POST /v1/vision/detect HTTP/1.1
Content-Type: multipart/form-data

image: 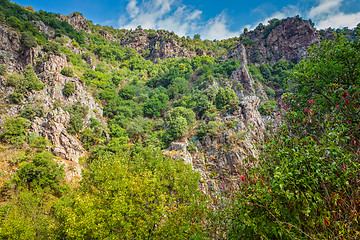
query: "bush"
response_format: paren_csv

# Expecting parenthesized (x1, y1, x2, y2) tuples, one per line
(0, 117, 30, 146)
(53, 148, 208, 239)
(0, 64, 6, 75)
(14, 152, 64, 190)
(258, 100, 277, 115)
(21, 32, 37, 48)
(62, 82, 75, 97)
(60, 67, 74, 77)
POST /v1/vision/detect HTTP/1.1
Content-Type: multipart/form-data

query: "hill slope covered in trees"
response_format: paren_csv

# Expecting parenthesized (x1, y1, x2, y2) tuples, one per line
(0, 0, 359, 238)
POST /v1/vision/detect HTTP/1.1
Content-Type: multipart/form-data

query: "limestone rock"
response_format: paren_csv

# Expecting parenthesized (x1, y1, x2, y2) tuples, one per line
(30, 108, 86, 162)
(40, 53, 68, 73)
(32, 21, 55, 38)
(65, 12, 90, 33)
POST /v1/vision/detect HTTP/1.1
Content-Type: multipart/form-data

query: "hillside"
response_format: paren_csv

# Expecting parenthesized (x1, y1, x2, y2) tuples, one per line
(0, 0, 359, 238)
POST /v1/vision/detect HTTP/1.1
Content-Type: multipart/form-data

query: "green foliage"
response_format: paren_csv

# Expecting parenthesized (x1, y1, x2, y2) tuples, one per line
(258, 100, 277, 115)
(60, 67, 74, 77)
(118, 85, 135, 100)
(27, 134, 51, 152)
(62, 81, 75, 97)
(13, 152, 64, 191)
(215, 87, 238, 111)
(227, 33, 360, 239)
(64, 102, 89, 134)
(0, 117, 29, 146)
(53, 148, 208, 239)
(7, 65, 44, 102)
(42, 42, 61, 55)
(143, 93, 169, 118)
(21, 31, 37, 48)
(0, 64, 7, 75)
(20, 104, 45, 120)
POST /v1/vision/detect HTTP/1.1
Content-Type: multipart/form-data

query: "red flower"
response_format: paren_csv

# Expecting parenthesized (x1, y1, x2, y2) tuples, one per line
(355, 103, 359, 109)
(239, 174, 246, 182)
(335, 105, 340, 109)
(346, 100, 349, 105)
(308, 99, 316, 104)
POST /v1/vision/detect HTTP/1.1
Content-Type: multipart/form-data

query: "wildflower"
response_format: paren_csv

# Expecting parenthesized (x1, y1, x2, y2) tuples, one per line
(308, 99, 316, 104)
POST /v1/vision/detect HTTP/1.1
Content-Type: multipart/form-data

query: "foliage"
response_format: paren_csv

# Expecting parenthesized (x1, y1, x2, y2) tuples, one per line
(53, 148, 208, 239)
(215, 87, 238, 111)
(7, 65, 44, 103)
(227, 33, 360, 239)
(60, 67, 74, 77)
(258, 100, 277, 115)
(21, 31, 37, 48)
(13, 152, 64, 191)
(20, 104, 45, 120)
(0, 64, 7, 75)
(62, 81, 75, 97)
(0, 117, 29, 146)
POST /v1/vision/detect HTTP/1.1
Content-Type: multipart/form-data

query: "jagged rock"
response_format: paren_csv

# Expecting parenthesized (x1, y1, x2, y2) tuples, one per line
(65, 12, 90, 33)
(164, 141, 193, 166)
(32, 21, 55, 38)
(30, 108, 86, 162)
(40, 53, 68, 73)
(230, 17, 320, 65)
(99, 30, 117, 42)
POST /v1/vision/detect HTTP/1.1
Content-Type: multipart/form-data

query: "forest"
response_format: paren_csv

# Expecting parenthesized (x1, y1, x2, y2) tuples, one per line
(0, 0, 359, 238)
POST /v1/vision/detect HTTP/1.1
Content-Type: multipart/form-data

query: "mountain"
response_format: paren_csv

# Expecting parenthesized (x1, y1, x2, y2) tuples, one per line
(0, 0, 359, 238)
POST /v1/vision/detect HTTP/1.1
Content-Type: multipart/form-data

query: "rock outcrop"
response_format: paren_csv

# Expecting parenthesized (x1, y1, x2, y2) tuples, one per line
(165, 96, 265, 195)
(230, 17, 320, 65)
(64, 12, 90, 33)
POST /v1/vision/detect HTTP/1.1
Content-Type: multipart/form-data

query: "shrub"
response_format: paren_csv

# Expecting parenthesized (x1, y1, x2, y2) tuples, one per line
(60, 67, 74, 77)
(258, 100, 277, 115)
(21, 32, 37, 48)
(0, 64, 7, 76)
(0, 117, 30, 146)
(62, 82, 75, 97)
(14, 152, 64, 190)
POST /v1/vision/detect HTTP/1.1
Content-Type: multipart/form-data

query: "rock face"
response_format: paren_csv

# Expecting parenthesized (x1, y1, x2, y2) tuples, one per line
(0, 23, 28, 73)
(230, 17, 320, 65)
(65, 12, 90, 33)
(165, 96, 265, 195)
(119, 29, 199, 61)
(40, 53, 69, 73)
(32, 21, 55, 38)
(31, 108, 86, 162)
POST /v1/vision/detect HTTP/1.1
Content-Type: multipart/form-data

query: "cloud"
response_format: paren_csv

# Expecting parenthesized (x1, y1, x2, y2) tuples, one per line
(119, 0, 239, 40)
(246, 4, 301, 31)
(315, 12, 360, 29)
(306, 0, 360, 29)
(308, 0, 343, 18)
(200, 13, 240, 40)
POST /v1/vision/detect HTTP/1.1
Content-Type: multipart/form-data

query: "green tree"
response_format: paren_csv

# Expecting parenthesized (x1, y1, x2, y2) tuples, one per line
(215, 87, 238, 111)
(53, 148, 208, 239)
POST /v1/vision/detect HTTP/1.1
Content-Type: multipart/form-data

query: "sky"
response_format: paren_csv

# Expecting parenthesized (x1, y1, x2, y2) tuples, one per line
(11, 0, 360, 40)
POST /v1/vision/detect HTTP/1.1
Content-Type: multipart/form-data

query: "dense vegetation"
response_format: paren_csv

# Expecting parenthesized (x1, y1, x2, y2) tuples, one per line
(0, 1, 359, 238)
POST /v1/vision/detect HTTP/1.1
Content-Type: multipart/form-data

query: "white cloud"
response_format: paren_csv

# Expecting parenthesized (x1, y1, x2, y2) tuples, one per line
(119, 0, 239, 40)
(306, 0, 360, 29)
(126, 0, 140, 18)
(308, 0, 343, 18)
(200, 14, 240, 40)
(246, 4, 301, 31)
(316, 12, 360, 29)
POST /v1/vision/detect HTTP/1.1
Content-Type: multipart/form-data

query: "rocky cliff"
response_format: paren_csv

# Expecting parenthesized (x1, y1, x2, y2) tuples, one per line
(233, 17, 321, 65)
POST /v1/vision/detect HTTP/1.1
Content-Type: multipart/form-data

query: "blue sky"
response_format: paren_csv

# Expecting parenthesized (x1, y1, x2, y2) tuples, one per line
(12, 0, 360, 39)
